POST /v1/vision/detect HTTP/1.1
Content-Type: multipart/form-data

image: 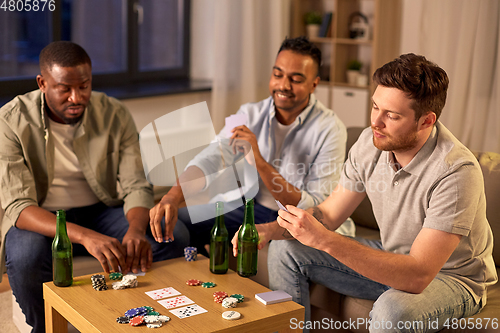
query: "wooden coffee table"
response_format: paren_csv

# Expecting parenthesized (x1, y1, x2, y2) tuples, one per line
(44, 256, 304, 332)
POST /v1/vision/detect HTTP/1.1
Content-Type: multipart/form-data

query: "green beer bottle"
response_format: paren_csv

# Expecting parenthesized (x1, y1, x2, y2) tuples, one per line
(237, 198, 259, 277)
(209, 201, 229, 274)
(52, 210, 73, 287)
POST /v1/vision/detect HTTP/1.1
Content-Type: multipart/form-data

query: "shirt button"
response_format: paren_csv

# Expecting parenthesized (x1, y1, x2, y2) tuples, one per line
(394, 181, 399, 186)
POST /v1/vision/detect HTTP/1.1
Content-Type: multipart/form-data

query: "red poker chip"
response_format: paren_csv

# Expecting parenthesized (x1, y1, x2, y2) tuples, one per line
(186, 279, 202, 286)
(129, 316, 144, 326)
(213, 291, 228, 298)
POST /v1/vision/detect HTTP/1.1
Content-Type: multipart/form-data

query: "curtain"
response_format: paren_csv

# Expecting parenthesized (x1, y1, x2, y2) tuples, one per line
(420, 0, 500, 153)
(210, 0, 291, 133)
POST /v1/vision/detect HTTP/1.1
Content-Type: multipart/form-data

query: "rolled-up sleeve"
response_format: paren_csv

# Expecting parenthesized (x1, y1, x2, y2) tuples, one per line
(117, 110, 154, 215)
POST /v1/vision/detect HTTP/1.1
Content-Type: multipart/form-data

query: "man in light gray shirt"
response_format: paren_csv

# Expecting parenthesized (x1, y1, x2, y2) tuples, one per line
(234, 53, 497, 332)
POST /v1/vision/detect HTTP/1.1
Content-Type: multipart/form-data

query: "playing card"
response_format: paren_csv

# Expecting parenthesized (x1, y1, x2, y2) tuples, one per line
(275, 199, 289, 212)
(158, 295, 195, 309)
(145, 287, 181, 300)
(169, 304, 208, 319)
(225, 114, 248, 137)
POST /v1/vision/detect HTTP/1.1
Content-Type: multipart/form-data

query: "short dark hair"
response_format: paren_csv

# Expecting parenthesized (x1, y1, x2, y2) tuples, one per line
(39, 41, 92, 73)
(278, 36, 321, 76)
(373, 53, 449, 121)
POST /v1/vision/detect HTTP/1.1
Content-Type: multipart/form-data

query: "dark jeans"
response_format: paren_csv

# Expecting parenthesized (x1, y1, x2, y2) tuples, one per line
(179, 200, 278, 257)
(5, 202, 189, 333)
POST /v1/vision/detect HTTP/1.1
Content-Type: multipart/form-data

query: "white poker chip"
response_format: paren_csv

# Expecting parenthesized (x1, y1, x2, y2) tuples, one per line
(158, 315, 171, 322)
(143, 315, 160, 324)
(146, 322, 163, 328)
(222, 297, 238, 308)
(222, 310, 241, 320)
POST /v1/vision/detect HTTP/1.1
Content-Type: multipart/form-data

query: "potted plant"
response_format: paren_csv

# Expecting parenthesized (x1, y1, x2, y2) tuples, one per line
(304, 11, 322, 38)
(346, 59, 362, 85)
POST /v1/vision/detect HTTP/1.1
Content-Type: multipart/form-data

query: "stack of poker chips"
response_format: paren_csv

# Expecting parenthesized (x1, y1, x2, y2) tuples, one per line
(213, 291, 228, 303)
(91, 274, 108, 291)
(117, 306, 170, 328)
(184, 246, 197, 261)
(222, 297, 238, 308)
(112, 274, 138, 290)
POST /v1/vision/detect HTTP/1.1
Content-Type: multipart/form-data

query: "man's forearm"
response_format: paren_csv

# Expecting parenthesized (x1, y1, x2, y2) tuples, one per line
(16, 205, 93, 244)
(254, 157, 302, 205)
(126, 207, 150, 234)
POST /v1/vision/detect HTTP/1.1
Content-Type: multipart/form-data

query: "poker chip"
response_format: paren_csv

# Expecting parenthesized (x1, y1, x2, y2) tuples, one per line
(112, 274, 138, 290)
(116, 316, 130, 324)
(147, 311, 160, 316)
(90, 274, 108, 291)
(202, 282, 216, 288)
(230, 294, 245, 303)
(158, 315, 171, 322)
(213, 291, 228, 303)
(186, 279, 202, 286)
(119, 306, 169, 328)
(184, 247, 197, 261)
(129, 315, 144, 326)
(109, 272, 123, 280)
(144, 315, 160, 324)
(222, 310, 241, 320)
(125, 306, 147, 318)
(146, 322, 163, 328)
(222, 297, 238, 308)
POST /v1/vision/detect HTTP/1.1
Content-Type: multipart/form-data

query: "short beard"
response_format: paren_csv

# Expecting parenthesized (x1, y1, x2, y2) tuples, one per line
(372, 126, 419, 152)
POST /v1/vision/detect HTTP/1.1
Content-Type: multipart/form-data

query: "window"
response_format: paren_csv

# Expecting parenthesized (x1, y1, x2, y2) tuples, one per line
(0, 0, 190, 97)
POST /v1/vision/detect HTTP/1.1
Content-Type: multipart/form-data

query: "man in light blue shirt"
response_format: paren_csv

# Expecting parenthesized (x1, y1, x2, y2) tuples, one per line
(149, 36, 354, 252)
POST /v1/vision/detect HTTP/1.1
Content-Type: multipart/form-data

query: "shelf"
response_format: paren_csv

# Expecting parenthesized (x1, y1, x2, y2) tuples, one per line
(309, 37, 334, 44)
(334, 38, 373, 46)
(292, 0, 401, 126)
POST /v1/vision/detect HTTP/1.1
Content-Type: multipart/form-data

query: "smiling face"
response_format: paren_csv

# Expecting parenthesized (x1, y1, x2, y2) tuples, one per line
(269, 50, 320, 123)
(37, 63, 92, 124)
(371, 85, 426, 153)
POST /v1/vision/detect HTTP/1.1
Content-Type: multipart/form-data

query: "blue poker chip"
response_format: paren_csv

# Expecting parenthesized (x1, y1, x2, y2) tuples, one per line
(125, 306, 148, 318)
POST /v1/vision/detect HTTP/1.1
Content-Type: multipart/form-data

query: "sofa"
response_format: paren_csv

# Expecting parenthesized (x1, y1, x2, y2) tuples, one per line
(248, 127, 500, 333)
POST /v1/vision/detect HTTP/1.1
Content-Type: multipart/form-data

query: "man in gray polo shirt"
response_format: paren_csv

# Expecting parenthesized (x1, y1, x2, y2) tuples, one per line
(234, 53, 497, 332)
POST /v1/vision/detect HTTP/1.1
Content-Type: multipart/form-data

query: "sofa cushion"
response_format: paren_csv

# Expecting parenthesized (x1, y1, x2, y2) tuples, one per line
(474, 152, 500, 265)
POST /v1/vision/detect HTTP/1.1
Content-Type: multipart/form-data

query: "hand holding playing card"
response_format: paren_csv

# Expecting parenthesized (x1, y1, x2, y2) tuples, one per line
(229, 126, 261, 166)
(276, 205, 330, 248)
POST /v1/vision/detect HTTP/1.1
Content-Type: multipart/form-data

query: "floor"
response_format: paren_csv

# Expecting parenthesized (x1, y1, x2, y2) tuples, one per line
(0, 273, 10, 293)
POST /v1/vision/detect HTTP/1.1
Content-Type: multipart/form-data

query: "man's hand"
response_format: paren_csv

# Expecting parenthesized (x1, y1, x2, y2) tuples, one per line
(122, 229, 153, 274)
(276, 205, 330, 248)
(231, 222, 280, 256)
(230, 125, 262, 165)
(80, 230, 127, 274)
(149, 195, 179, 243)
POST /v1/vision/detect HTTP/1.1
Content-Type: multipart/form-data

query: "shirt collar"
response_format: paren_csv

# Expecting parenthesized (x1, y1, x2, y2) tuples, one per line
(269, 93, 317, 126)
(400, 124, 439, 176)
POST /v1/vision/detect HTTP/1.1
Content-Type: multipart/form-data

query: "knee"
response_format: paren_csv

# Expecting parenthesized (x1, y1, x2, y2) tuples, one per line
(5, 228, 51, 271)
(268, 240, 308, 277)
(370, 289, 423, 332)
